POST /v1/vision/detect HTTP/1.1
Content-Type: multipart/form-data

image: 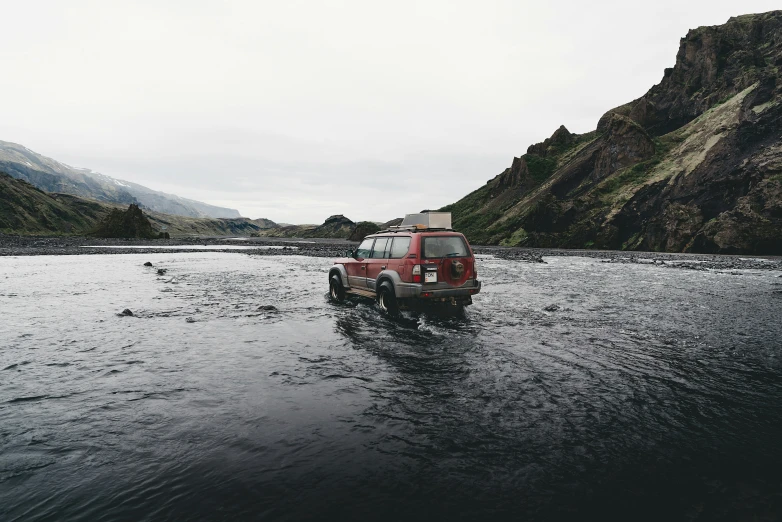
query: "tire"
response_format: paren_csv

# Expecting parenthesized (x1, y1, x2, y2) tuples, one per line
(377, 282, 399, 316)
(329, 275, 346, 302)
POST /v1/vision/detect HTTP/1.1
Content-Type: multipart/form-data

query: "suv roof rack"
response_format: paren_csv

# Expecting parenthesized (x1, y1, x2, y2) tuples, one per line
(376, 212, 454, 234)
(401, 212, 451, 230)
(377, 225, 452, 233)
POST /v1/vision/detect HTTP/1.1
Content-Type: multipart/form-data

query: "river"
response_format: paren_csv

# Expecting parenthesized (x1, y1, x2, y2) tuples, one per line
(1, 252, 781, 521)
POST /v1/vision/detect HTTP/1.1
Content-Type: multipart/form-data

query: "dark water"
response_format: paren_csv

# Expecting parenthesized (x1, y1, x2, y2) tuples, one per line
(1, 253, 781, 521)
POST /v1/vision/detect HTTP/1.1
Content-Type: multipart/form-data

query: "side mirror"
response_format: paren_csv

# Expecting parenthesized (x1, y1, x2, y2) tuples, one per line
(346, 248, 357, 258)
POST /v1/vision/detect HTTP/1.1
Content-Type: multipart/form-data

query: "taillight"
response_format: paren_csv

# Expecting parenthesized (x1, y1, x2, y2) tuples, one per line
(412, 264, 421, 283)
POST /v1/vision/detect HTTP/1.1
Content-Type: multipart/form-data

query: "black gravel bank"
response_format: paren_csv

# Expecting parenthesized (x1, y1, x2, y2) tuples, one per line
(1, 234, 780, 272)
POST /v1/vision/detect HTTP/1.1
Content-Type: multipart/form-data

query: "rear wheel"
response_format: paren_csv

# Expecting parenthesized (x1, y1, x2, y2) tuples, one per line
(329, 275, 346, 302)
(377, 283, 399, 316)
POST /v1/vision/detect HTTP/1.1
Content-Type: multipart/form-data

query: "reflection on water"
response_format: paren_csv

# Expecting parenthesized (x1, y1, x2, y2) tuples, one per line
(1, 253, 781, 521)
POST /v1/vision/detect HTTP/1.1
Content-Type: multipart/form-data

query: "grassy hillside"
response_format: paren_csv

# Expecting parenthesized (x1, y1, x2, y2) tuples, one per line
(0, 172, 278, 237)
(0, 172, 112, 234)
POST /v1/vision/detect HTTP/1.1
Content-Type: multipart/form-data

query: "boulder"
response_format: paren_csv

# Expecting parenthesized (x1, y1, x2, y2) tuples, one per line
(91, 204, 160, 239)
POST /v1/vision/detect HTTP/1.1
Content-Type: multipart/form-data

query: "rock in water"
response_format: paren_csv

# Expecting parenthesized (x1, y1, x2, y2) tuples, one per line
(157, 268, 167, 275)
(257, 305, 277, 311)
(544, 304, 561, 312)
(119, 309, 134, 316)
(144, 262, 153, 267)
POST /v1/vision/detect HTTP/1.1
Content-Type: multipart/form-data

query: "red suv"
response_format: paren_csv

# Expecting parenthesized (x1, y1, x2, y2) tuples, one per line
(328, 213, 481, 314)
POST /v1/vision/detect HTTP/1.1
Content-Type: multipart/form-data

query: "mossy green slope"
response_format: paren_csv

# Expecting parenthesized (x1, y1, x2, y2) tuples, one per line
(0, 172, 112, 235)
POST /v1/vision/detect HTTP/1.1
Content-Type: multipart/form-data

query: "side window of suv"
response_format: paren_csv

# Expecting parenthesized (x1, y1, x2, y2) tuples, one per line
(356, 238, 374, 259)
(389, 237, 411, 258)
(370, 238, 390, 258)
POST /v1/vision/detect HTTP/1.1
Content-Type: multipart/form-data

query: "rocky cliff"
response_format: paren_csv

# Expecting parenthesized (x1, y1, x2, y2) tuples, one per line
(443, 11, 782, 254)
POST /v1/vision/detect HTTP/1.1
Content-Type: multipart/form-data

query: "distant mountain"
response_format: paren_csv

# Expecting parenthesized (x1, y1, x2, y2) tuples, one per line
(442, 11, 782, 254)
(147, 214, 278, 237)
(0, 140, 241, 219)
(0, 172, 276, 237)
(256, 214, 355, 239)
(255, 214, 381, 240)
(381, 218, 403, 228)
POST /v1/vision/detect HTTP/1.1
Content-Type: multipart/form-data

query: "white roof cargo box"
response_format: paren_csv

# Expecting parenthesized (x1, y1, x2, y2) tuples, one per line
(399, 212, 452, 230)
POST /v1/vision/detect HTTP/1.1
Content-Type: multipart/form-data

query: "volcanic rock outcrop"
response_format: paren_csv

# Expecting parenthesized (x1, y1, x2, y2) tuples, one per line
(91, 204, 160, 239)
(443, 11, 782, 254)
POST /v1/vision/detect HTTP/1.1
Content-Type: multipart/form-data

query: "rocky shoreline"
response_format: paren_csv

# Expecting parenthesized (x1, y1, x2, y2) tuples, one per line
(0, 235, 350, 258)
(1, 234, 780, 272)
(482, 245, 782, 272)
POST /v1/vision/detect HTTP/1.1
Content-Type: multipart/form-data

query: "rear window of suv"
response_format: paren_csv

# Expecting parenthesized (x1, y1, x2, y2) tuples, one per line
(422, 236, 469, 259)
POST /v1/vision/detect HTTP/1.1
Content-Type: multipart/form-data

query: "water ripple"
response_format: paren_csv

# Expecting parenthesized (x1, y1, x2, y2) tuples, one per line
(0, 253, 780, 521)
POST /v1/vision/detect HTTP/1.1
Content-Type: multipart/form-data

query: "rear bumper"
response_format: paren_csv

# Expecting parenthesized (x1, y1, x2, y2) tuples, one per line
(396, 280, 481, 299)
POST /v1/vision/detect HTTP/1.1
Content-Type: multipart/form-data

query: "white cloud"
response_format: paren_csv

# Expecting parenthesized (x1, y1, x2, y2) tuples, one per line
(0, 0, 778, 223)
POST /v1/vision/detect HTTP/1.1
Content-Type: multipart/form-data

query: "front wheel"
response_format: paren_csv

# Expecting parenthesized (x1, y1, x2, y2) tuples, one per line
(329, 275, 346, 302)
(377, 283, 399, 316)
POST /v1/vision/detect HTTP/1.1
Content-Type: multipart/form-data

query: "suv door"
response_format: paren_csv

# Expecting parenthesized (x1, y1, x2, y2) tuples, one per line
(346, 238, 373, 288)
(387, 236, 412, 280)
(365, 237, 390, 291)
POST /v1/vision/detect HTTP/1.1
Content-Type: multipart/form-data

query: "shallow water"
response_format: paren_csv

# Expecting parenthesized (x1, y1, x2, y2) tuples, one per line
(1, 253, 781, 521)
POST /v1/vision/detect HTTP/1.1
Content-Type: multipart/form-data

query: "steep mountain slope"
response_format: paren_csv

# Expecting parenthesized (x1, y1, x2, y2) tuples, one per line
(443, 11, 782, 254)
(0, 172, 276, 236)
(0, 140, 241, 219)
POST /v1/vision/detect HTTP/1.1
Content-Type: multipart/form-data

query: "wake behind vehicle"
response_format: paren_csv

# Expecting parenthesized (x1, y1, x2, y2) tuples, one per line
(328, 212, 481, 314)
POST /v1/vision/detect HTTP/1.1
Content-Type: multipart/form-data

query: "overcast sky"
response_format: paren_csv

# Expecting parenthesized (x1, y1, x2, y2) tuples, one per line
(1, 1, 778, 224)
